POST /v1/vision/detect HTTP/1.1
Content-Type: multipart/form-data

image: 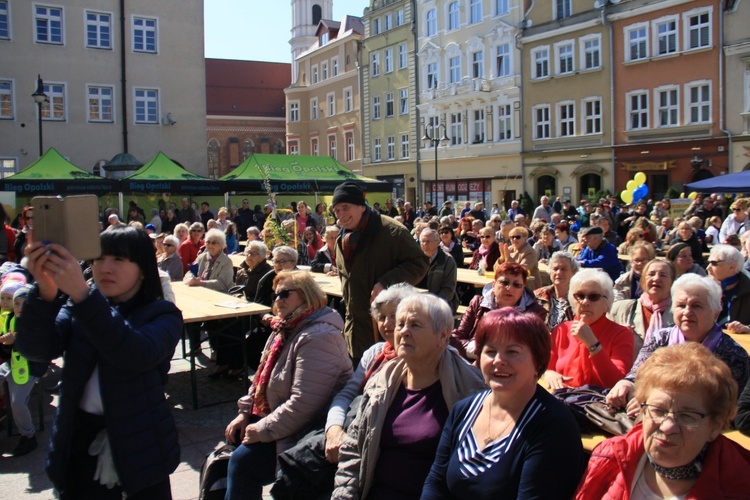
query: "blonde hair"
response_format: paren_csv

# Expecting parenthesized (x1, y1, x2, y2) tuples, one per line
(273, 270, 327, 311)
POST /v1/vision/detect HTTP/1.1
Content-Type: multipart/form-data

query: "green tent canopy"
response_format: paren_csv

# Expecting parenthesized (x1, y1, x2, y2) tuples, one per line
(121, 151, 224, 194)
(1, 147, 119, 195)
(221, 154, 391, 193)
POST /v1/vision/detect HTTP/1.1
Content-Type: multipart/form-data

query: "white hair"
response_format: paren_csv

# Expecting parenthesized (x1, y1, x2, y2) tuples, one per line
(205, 228, 226, 247)
(272, 245, 298, 263)
(568, 269, 614, 309)
(549, 251, 580, 273)
(371, 283, 417, 318)
(671, 273, 722, 314)
(709, 244, 745, 272)
(396, 293, 454, 337)
(246, 240, 268, 258)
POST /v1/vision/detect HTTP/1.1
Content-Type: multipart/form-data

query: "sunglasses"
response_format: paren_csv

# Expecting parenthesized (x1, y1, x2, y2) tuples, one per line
(733, 208, 743, 212)
(480, 235, 493, 239)
(496, 279, 524, 290)
(510, 235, 523, 240)
(274, 289, 298, 301)
(163, 243, 174, 247)
(707, 260, 724, 266)
(190, 229, 202, 233)
(439, 230, 451, 234)
(573, 292, 604, 302)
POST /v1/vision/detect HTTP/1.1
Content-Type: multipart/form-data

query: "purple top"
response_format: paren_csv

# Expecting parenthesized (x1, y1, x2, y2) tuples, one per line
(370, 380, 449, 500)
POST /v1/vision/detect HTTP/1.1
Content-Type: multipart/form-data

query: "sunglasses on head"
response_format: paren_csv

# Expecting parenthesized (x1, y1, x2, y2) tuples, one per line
(573, 292, 603, 302)
(274, 289, 298, 301)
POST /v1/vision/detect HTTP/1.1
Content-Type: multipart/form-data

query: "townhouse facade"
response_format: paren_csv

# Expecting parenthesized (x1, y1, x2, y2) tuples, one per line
(0, 0, 207, 176)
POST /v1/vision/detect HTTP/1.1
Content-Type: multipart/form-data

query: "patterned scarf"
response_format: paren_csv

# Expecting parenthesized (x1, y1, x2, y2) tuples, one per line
(341, 209, 370, 270)
(648, 444, 708, 480)
(639, 293, 671, 344)
(251, 305, 315, 418)
(200, 254, 218, 281)
(360, 342, 397, 392)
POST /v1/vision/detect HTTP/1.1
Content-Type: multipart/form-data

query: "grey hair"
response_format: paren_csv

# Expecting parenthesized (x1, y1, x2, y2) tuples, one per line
(671, 273, 722, 314)
(272, 245, 298, 263)
(370, 283, 418, 318)
(246, 226, 260, 236)
(163, 235, 179, 248)
(324, 225, 340, 238)
(420, 229, 439, 241)
(189, 221, 204, 233)
(205, 228, 226, 247)
(246, 240, 268, 258)
(549, 251, 580, 273)
(569, 269, 614, 309)
(396, 293, 454, 337)
(709, 244, 744, 272)
(439, 216, 452, 226)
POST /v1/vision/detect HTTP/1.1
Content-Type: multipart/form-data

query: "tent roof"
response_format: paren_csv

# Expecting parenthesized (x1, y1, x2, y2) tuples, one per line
(220, 154, 391, 193)
(684, 171, 750, 194)
(9, 147, 102, 180)
(121, 152, 224, 194)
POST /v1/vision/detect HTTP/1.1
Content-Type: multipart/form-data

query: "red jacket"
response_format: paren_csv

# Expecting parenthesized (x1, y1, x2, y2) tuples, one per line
(576, 424, 750, 499)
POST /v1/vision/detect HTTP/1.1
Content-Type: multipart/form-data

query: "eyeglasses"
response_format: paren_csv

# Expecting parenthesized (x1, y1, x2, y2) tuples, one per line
(707, 260, 724, 266)
(480, 235, 493, 239)
(572, 292, 604, 302)
(190, 229, 202, 233)
(733, 208, 742, 212)
(274, 259, 294, 266)
(510, 235, 523, 240)
(245, 252, 260, 257)
(163, 243, 174, 247)
(641, 403, 706, 428)
(496, 279, 525, 290)
(274, 289, 298, 301)
(205, 240, 220, 245)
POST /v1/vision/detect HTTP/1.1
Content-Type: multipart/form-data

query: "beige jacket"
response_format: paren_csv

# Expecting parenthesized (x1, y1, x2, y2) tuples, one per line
(608, 298, 674, 358)
(182, 251, 234, 292)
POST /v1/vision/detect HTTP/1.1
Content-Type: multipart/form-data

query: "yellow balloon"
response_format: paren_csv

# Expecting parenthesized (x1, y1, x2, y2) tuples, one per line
(634, 172, 647, 185)
(680, 193, 685, 198)
(621, 190, 633, 205)
(688, 192, 698, 200)
(626, 180, 637, 192)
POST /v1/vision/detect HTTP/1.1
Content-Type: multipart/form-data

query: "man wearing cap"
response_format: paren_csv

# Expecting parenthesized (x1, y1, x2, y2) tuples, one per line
(562, 199, 577, 220)
(332, 182, 428, 361)
(439, 200, 453, 218)
(423, 201, 438, 217)
(577, 225, 623, 281)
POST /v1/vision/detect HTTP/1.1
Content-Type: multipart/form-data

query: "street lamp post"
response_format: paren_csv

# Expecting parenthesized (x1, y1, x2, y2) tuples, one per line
(422, 123, 449, 208)
(31, 75, 48, 157)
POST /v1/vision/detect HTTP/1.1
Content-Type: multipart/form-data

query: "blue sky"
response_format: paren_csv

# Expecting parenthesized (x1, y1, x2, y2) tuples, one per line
(204, 0, 370, 62)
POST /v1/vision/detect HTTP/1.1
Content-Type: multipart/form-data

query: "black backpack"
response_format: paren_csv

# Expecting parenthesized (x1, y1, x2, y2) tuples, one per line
(199, 444, 236, 500)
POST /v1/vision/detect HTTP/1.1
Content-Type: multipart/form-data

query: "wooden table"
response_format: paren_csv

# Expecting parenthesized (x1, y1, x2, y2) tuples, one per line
(229, 253, 246, 268)
(311, 275, 344, 298)
(456, 268, 493, 288)
(726, 331, 750, 354)
(172, 282, 271, 408)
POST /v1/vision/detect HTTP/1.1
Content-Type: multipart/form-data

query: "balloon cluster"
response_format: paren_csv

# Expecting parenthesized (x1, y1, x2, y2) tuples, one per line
(621, 172, 649, 205)
(679, 192, 698, 199)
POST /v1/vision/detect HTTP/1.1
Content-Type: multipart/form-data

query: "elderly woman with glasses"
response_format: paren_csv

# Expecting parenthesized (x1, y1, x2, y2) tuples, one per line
(469, 227, 501, 272)
(177, 222, 205, 274)
(183, 229, 233, 292)
(667, 242, 707, 279)
(718, 197, 749, 244)
(544, 269, 634, 390)
(157, 234, 184, 281)
(614, 241, 655, 301)
(224, 271, 353, 499)
(256, 246, 300, 321)
(577, 343, 750, 499)
(534, 252, 579, 331)
(452, 262, 547, 360)
(606, 274, 749, 415)
(500, 227, 542, 289)
(332, 294, 486, 499)
(234, 240, 273, 302)
(706, 244, 750, 332)
(438, 225, 466, 268)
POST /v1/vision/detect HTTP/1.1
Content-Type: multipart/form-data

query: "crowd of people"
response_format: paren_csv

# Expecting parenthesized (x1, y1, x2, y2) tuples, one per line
(3, 186, 750, 498)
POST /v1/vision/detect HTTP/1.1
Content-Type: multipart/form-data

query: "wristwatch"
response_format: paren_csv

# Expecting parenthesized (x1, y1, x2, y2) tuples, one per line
(588, 341, 601, 352)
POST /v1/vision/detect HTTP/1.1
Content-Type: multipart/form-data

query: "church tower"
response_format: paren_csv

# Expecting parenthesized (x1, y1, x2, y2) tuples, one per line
(290, 0, 333, 83)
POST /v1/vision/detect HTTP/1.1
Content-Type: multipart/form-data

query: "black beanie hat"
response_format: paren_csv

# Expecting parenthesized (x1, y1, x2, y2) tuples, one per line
(667, 242, 689, 261)
(332, 182, 366, 207)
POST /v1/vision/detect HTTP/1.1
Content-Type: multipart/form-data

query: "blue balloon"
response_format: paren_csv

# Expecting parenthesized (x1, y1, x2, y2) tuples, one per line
(633, 184, 647, 202)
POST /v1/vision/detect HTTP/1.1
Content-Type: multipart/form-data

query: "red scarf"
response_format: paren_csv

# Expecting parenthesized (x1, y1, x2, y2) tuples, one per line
(359, 342, 396, 392)
(251, 306, 315, 418)
(341, 210, 370, 270)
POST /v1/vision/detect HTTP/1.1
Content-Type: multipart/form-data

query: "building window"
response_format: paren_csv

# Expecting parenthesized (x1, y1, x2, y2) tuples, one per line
(534, 105, 550, 139)
(686, 9, 711, 50)
(583, 98, 602, 134)
(557, 101, 575, 137)
(396, 9, 404, 27)
(400, 133, 409, 159)
(472, 51, 484, 78)
(35, 5, 63, 44)
(85, 11, 111, 49)
(373, 18, 381, 35)
(373, 138, 381, 161)
(448, 2, 460, 31)
(332, 57, 339, 76)
(449, 56, 461, 84)
(311, 138, 319, 156)
(399, 88, 408, 115)
(385, 13, 392, 31)
(556, 42, 574, 75)
(289, 142, 299, 155)
(656, 86, 679, 127)
(496, 0, 509, 16)
(497, 104, 512, 140)
(398, 43, 408, 69)
(0, 1, 9, 40)
(496, 43, 510, 77)
(310, 97, 318, 120)
(384, 48, 393, 73)
(327, 93, 335, 116)
(328, 135, 337, 159)
(427, 116, 440, 143)
(289, 101, 299, 122)
(427, 62, 438, 89)
(627, 91, 649, 130)
(312, 65, 319, 83)
(385, 92, 394, 117)
(344, 88, 352, 112)
(0, 158, 16, 177)
(532, 47, 549, 79)
(426, 9, 436, 37)
(555, 0, 572, 20)
(626, 24, 648, 61)
(372, 96, 381, 120)
(134, 87, 157, 124)
(687, 82, 711, 124)
(654, 17, 678, 56)
(346, 134, 354, 161)
(42, 83, 65, 120)
(87, 85, 113, 122)
(243, 139, 254, 160)
(320, 32, 329, 45)
(371, 53, 380, 77)
(581, 35, 601, 70)
(321, 61, 328, 80)
(386, 136, 395, 160)
(0, 80, 13, 119)
(133, 17, 156, 53)
(473, 109, 485, 143)
(470, 0, 482, 24)
(450, 113, 462, 145)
